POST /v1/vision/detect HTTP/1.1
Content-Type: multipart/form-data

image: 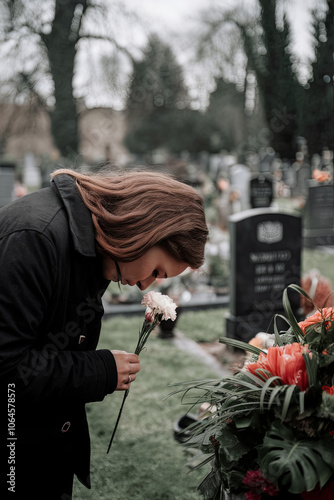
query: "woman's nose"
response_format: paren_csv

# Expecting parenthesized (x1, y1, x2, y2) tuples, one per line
(139, 275, 156, 290)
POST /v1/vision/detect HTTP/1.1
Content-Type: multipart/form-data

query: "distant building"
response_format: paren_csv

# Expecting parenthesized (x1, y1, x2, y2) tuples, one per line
(0, 102, 131, 166)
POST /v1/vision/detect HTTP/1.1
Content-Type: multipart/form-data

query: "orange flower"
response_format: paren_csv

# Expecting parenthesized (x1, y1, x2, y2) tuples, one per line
(298, 307, 334, 334)
(312, 169, 332, 183)
(246, 343, 309, 391)
(322, 385, 334, 395)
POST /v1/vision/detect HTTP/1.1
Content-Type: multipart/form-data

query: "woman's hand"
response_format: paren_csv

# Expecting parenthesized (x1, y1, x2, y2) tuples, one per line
(111, 350, 141, 390)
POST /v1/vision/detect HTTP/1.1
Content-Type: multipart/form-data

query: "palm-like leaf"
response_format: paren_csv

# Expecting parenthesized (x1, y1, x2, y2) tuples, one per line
(282, 284, 313, 341)
(219, 336, 265, 356)
(259, 420, 334, 494)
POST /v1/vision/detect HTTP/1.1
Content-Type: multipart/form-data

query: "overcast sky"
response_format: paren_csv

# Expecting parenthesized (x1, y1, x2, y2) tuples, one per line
(122, 0, 320, 59)
(80, 0, 323, 109)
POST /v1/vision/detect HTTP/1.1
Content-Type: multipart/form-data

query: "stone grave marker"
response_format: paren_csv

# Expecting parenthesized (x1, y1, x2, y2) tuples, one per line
(0, 163, 15, 208)
(295, 163, 311, 198)
(250, 174, 273, 209)
(226, 208, 301, 342)
(230, 163, 251, 212)
(303, 181, 334, 247)
(23, 152, 41, 188)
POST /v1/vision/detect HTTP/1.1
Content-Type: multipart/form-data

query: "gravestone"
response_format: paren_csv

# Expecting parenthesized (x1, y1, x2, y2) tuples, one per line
(230, 163, 251, 212)
(291, 154, 311, 198)
(250, 174, 273, 209)
(23, 152, 41, 188)
(0, 163, 15, 208)
(295, 163, 311, 197)
(226, 209, 301, 342)
(303, 181, 334, 247)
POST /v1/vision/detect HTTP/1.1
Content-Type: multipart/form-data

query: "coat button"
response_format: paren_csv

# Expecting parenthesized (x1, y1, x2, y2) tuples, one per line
(61, 421, 71, 433)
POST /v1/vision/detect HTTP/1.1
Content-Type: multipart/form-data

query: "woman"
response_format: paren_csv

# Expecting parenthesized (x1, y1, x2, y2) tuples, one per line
(0, 167, 208, 499)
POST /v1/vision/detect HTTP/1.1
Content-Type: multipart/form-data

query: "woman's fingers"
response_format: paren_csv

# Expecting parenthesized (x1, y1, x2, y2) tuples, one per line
(111, 350, 141, 390)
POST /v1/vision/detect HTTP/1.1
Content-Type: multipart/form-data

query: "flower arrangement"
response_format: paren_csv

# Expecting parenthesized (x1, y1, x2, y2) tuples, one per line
(173, 285, 334, 499)
(107, 291, 177, 453)
(312, 169, 332, 184)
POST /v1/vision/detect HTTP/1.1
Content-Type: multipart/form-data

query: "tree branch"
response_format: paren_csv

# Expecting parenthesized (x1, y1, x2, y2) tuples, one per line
(80, 34, 136, 63)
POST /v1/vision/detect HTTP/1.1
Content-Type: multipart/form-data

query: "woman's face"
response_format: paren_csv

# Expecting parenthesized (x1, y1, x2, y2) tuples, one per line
(102, 246, 188, 291)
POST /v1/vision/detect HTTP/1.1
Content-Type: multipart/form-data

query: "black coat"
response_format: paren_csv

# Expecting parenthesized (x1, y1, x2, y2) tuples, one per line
(0, 174, 117, 488)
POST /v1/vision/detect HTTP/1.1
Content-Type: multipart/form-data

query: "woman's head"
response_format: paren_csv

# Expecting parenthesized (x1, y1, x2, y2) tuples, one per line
(51, 167, 209, 270)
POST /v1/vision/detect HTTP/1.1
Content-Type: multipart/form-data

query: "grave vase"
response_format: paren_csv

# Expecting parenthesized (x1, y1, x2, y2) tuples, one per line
(158, 306, 181, 338)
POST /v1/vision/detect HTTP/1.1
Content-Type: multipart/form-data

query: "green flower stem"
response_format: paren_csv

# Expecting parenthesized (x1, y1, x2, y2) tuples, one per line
(106, 387, 130, 453)
(107, 313, 163, 453)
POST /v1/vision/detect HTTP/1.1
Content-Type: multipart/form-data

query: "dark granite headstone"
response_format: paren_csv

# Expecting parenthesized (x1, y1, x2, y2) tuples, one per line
(0, 163, 15, 208)
(226, 209, 301, 342)
(250, 175, 273, 208)
(303, 181, 334, 247)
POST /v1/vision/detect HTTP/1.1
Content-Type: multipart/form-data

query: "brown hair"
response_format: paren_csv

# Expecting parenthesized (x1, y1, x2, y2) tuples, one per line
(51, 168, 208, 268)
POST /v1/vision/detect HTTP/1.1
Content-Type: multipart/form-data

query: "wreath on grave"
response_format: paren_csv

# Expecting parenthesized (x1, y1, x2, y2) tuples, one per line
(171, 284, 334, 499)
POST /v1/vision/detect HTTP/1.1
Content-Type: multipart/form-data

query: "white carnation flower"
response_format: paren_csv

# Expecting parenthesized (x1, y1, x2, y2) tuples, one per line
(141, 291, 177, 321)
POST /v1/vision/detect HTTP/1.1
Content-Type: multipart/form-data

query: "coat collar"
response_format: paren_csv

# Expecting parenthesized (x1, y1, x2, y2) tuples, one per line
(51, 174, 96, 257)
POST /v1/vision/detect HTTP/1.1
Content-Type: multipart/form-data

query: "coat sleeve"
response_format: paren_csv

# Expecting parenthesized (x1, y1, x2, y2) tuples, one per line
(0, 230, 118, 403)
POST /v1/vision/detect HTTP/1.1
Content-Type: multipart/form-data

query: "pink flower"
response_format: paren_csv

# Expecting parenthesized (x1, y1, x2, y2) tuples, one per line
(145, 312, 153, 323)
(246, 343, 309, 391)
(301, 481, 334, 499)
(243, 470, 278, 498)
(245, 492, 261, 500)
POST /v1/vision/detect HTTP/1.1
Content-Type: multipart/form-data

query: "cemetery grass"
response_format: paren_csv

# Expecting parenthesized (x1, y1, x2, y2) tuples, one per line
(73, 315, 217, 500)
(302, 246, 334, 285)
(177, 308, 226, 343)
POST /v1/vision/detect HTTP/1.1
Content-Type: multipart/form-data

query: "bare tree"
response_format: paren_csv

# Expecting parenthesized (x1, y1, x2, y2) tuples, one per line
(190, 1, 319, 159)
(0, 0, 139, 159)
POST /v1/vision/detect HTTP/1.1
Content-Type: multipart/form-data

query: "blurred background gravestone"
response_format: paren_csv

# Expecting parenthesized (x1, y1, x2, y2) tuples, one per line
(291, 152, 311, 198)
(250, 174, 273, 209)
(303, 180, 334, 247)
(23, 152, 41, 189)
(226, 209, 301, 342)
(0, 162, 15, 208)
(229, 163, 251, 212)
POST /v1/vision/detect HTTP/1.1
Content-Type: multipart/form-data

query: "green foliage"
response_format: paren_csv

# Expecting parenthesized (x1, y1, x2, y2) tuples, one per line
(259, 420, 334, 494)
(125, 34, 195, 155)
(203, 78, 246, 153)
(126, 34, 188, 118)
(282, 285, 305, 341)
(125, 108, 214, 156)
(198, 468, 223, 500)
(219, 336, 264, 357)
(174, 285, 334, 497)
(318, 391, 334, 421)
(275, 324, 298, 346)
(125, 35, 241, 156)
(217, 425, 252, 465)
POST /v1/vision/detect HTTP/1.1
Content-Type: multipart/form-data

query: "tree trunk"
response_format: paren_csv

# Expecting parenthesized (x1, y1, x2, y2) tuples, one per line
(254, 0, 298, 159)
(43, 0, 87, 158)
